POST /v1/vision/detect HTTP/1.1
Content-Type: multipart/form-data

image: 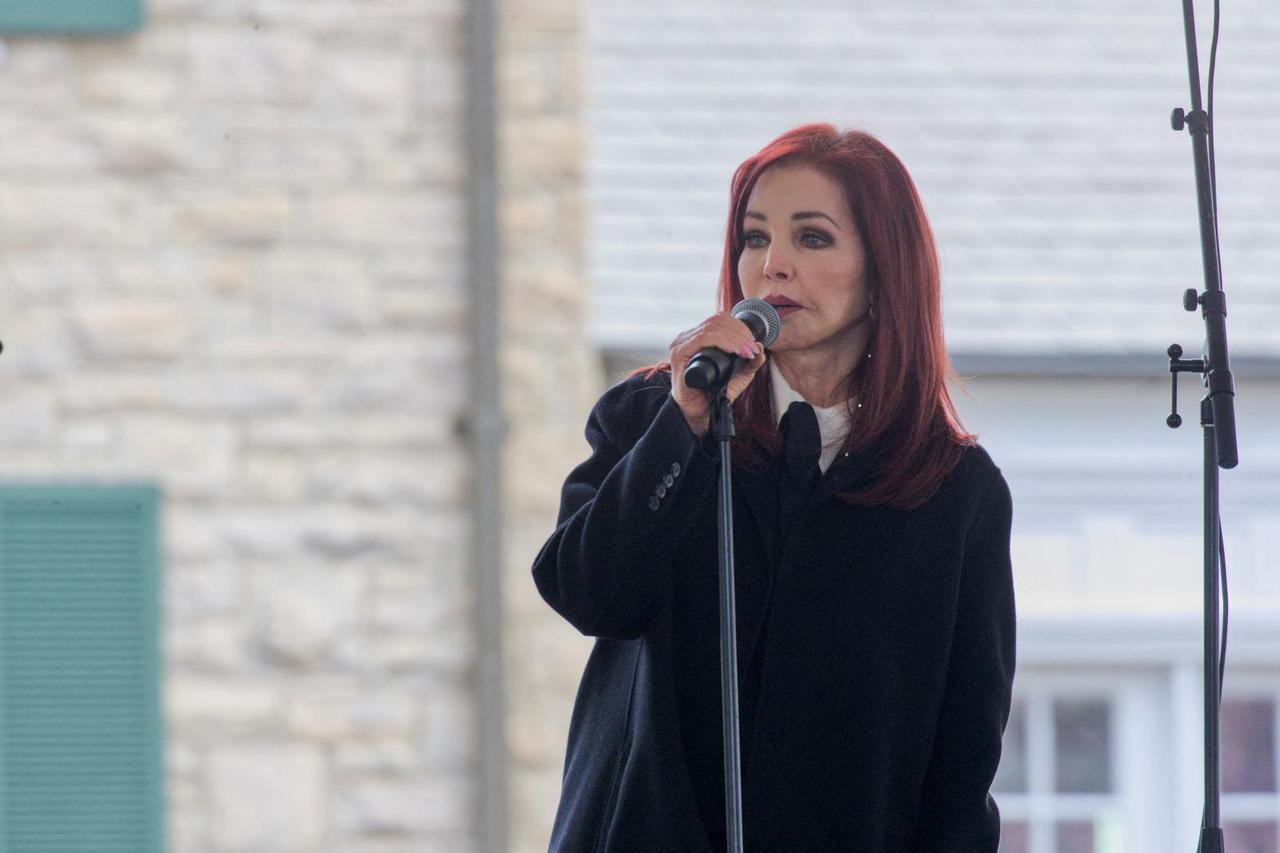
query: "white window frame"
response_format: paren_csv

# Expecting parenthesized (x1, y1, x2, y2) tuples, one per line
(1008, 614, 1280, 853)
(999, 667, 1169, 853)
(1217, 669, 1280, 844)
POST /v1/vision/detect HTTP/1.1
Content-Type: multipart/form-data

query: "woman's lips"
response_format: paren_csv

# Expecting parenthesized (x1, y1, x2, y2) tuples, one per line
(775, 305, 801, 317)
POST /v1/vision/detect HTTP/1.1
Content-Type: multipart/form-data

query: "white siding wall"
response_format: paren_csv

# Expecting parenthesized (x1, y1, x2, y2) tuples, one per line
(585, 0, 1280, 357)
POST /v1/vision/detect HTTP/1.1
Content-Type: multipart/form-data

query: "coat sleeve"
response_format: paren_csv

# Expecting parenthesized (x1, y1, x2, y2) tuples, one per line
(531, 377, 720, 640)
(914, 468, 1016, 852)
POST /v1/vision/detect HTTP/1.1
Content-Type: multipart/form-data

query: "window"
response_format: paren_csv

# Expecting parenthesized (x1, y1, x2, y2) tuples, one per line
(1221, 693, 1280, 853)
(996, 693, 1124, 852)
(0, 0, 142, 34)
(992, 668, 1171, 853)
(0, 485, 164, 853)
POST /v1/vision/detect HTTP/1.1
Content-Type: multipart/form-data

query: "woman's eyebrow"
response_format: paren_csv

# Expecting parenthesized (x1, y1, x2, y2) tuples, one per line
(744, 210, 841, 230)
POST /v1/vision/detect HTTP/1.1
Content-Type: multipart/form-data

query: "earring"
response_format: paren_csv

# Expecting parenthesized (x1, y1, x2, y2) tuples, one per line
(869, 303, 878, 321)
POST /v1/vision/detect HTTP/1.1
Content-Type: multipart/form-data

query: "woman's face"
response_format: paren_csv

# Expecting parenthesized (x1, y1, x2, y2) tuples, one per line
(736, 163, 873, 357)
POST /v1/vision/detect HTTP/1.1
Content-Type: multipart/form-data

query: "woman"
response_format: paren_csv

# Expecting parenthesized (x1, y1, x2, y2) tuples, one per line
(532, 123, 1015, 852)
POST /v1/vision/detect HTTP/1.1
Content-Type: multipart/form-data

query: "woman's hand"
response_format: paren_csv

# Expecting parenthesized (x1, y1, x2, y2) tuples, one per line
(668, 312, 768, 438)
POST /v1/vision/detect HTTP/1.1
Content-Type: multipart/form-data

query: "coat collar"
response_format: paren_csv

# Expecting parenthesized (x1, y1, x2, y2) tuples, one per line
(730, 419, 884, 568)
(768, 359, 855, 476)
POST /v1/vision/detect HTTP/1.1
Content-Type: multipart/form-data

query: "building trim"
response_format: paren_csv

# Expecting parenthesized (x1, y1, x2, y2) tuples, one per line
(1017, 613, 1280, 669)
(600, 347, 1280, 383)
(466, 1, 508, 851)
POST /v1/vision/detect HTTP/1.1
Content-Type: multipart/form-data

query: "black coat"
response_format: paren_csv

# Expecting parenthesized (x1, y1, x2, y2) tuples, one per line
(532, 371, 1016, 852)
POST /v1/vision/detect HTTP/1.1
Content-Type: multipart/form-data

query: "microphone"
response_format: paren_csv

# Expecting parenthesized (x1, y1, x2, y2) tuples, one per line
(684, 298, 781, 391)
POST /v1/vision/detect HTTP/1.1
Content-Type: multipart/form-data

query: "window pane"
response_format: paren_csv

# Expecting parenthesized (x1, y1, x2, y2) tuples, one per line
(1000, 820, 1029, 853)
(1222, 822, 1278, 853)
(1054, 698, 1112, 793)
(1055, 820, 1094, 853)
(994, 699, 1027, 793)
(1222, 699, 1276, 793)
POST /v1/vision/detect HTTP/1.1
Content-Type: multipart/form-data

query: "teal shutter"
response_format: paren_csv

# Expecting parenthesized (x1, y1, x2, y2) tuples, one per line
(0, 485, 164, 853)
(0, 0, 143, 34)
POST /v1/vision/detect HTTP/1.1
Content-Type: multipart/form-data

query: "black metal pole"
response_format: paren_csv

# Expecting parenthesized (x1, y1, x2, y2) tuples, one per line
(710, 388, 745, 853)
(1200, 397, 1224, 853)
(1169, 0, 1238, 850)
(1174, 0, 1238, 470)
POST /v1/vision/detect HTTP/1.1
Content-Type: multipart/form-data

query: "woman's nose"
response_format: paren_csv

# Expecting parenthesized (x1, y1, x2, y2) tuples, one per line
(763, 245, 792, 281)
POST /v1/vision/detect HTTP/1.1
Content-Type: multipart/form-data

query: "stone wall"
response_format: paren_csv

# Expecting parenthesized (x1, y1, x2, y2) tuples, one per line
(497, 1, 602, 852)
(0, 1, 477, 850)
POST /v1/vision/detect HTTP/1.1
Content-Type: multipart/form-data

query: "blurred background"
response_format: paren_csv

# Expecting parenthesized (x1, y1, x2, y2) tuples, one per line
(0, 1, 1277, 852)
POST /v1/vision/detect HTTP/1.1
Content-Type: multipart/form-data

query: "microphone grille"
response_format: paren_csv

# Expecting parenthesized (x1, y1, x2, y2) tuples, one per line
(732, 298, 782, 347)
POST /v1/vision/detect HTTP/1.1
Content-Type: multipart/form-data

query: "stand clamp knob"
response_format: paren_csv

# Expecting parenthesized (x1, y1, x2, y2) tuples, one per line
(1171, 107, 1210, 133)
(1167, 343, 1207, 428)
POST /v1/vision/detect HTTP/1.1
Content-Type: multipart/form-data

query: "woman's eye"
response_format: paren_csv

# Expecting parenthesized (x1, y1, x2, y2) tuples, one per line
(741, 230, 828, 248)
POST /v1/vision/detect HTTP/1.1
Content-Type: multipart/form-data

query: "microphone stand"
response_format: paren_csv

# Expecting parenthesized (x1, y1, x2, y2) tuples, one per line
(1166, 1, 1238, 850)
(709, 384, 745, 853)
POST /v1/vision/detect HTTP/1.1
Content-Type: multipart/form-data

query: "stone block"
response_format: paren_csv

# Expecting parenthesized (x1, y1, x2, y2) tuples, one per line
(207, 744, 328, 850)
(246, 413, 454, 451)
(0, 307, 82, 380)
(318, 52, 413, 119)
(417, 50, 465, 112)
(78, 57, 183, 109)
(299, 511, 417, 561)
(89, 116, 192, 176)
(334, 739, 423, 775)
(6, 250, 109, 299)
(240, 451, 308, 503)
(0, 389, 57, 446)
(349, 128, 465, 188)
(363, 622, 473, 675)
(419, 678, 476, 772)
(167, 190, 294, 248)
(217, 127, 354, 185)
(0, 115, 97, 176)
(286, 679, 417, 742)
(188, 30, 317, 105)
(380, 284, 466, 329)
(510, 766, 563, 853)
(0, 184, 156, 249)
(59, 374, 168, 414)
(500, 53, 556, 115)
(335, 776, 469, 837)
(158, 368, 308, 416)
(370, 560, 466, 634)
(169, 618, 248, 672)
(249, 565, 367, 667)
(307, 449, 468, 509)
(71, 300, 191, 359)
(115, 415, 238, 499)
(167, 675, 281, 730)
(259, 250, 377, 331)
(501, 117, 582, 186)
(0, 42, 76, 105)
(315, 335, 466, 413)
(167, 563, 245, 618)
(304, 191, 464, 249)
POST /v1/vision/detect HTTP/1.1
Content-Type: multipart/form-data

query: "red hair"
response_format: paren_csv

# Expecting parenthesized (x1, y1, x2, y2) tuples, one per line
(631, 123, 975, 509)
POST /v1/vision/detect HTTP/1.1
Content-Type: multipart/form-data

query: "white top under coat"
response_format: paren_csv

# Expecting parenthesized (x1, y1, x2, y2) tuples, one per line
(768, 358, 858, 474)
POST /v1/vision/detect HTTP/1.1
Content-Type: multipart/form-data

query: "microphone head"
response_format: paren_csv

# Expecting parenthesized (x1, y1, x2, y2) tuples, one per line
(732, 298, 782, 347)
